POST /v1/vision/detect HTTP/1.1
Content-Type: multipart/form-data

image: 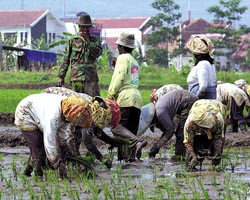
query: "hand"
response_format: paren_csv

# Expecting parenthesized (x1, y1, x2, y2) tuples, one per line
(58, 78, 64, 87)
(189, 152, 198, 167)
(111, 57, 117, 68)
(59, 161, 67, 178)
(150, 89, 157, 103)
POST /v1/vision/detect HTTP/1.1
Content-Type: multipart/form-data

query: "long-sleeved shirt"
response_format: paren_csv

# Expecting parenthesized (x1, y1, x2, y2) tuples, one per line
(107, 53, 142, 109)
(58, 34, 102, 82)
(155, 90, 198, 133)
(187, 60, 217, 95)
(216, 83, 250, 109)
(14, 93, 71, 167)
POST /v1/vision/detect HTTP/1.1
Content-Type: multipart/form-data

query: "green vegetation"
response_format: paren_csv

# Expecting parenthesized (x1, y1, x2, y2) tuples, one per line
(1, 147, 250, 199)
(0, 66, 250, 113)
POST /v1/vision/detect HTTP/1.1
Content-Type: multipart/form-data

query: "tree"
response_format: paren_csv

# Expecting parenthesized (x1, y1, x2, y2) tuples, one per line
(145, 0, 181, 67)
(207, 0, 249, 61)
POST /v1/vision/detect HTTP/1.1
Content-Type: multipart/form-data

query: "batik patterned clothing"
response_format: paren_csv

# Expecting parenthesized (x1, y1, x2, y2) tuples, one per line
(184, 99, 226, 148)
(155, 84, 183, 101)
(42, 87, 91, 99)
(216, 83, 250, 110)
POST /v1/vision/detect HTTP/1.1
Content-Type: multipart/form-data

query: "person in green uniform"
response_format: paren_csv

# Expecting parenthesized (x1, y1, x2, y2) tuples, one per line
(58, 13, 102, 96)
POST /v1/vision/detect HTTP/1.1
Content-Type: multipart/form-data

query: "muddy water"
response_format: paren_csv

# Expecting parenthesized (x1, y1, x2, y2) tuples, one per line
(1, 127, 250, 199)
(1, 145, 250, 199)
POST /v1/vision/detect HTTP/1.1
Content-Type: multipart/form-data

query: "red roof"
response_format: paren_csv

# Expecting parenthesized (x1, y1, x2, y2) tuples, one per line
(93, 17, 149, 29)
(103, 37, 118, 49)
(0, 10, 47, 26)
(63, 17, 149, 29)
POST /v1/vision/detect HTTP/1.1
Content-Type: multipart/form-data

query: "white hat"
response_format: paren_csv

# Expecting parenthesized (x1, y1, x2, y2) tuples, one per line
(115, 32, 135, 48)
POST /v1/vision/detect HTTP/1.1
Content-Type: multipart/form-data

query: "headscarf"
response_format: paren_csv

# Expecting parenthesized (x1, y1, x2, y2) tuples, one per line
(88, 96, 112, 129)
(187, 36, 215, 55)
(61, 96, 92, 127)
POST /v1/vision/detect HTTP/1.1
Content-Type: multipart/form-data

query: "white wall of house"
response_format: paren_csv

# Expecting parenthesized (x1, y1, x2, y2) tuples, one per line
(0, 26, 32, 48)
(102, 28, 142, 44)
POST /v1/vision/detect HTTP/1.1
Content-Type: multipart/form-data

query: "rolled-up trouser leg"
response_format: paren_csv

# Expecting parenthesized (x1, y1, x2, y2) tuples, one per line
(111, 125, 139, 161)
(82, 128, 103, 161)
(112, 124, 147, 162)
(174, 116, 186, 157)
(21, 129, 46, 177)
(23, 155, 33, 176)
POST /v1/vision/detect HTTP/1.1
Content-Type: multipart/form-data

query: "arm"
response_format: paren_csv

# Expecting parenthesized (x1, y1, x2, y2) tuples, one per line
(58, 39, 72, 86)
(197, 64, 208, 95)
(107, 56, 127, 100)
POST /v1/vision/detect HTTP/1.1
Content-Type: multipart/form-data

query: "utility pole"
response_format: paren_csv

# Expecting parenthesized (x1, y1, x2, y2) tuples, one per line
(21, 0, 24, 10)
(188, 0, 191, 21)
(0, 40, 2, 67)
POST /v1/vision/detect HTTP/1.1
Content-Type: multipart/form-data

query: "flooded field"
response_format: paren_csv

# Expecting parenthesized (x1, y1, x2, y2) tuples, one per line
(1, 126, 250, 199)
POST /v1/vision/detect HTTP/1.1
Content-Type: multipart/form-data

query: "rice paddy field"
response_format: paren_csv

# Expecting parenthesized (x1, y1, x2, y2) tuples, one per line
(1, 69, 250, 199)
(0, 127, 250, 199)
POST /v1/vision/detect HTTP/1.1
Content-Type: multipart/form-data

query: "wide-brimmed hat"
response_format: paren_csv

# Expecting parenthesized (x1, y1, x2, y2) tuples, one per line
(187, 36, 215, 55)
(115, 32, 135, 48)
(77, 13, 92, 26)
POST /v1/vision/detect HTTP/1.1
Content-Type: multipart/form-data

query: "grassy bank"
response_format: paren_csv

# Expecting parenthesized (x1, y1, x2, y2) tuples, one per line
(0, 66, 249, 113)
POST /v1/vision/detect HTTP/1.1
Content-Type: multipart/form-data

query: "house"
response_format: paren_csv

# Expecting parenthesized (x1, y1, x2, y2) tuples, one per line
(231, 33, 250, 71)
(0, 10, 65, 50)
(172, 18, 230, 70)
(0, 10, 66, 70)
(181, 18, 216, 43)
(62, 16, 153, 56)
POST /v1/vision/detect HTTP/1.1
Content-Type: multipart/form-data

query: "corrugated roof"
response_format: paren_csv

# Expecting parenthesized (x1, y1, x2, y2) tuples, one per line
(0, 10, 47, 26)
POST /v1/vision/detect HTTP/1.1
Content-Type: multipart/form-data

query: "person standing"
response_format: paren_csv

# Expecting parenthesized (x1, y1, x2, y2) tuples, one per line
(184, 99, 226, 171)
(149, 89, 198, 159)
(58, 13, 102, 96)
(107, 32, 147, 162)
(187, 36, 217, 99)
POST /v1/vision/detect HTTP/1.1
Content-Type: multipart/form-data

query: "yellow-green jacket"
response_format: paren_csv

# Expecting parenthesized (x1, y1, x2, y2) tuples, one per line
(107, 53, 142, 109)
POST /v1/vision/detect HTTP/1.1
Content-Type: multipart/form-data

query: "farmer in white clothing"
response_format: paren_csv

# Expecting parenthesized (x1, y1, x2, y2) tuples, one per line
(187, 36, 217, 99)
(15, 93, 119, 178)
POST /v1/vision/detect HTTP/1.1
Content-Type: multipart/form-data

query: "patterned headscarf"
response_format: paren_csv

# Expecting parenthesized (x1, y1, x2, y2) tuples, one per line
(188, 99, 226, 129)
(88, 96, 112, 129)
(61, 96, 92, 127)
(187, 36, 215, 55)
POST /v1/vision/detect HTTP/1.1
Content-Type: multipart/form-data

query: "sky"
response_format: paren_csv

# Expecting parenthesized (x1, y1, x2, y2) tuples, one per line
(0, 0, 250, 26)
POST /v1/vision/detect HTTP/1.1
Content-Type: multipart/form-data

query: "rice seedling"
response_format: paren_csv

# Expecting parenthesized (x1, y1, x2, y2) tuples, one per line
(10, 156, 18, 181)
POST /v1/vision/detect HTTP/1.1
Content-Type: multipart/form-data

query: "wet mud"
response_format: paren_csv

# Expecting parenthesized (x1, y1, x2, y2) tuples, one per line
(1, 124, 250, 199)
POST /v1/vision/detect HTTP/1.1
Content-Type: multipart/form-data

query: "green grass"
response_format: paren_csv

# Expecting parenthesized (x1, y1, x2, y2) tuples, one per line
(0, 89, 42, 113)
(1, 66, 250, 113)
(0, 89, 151, 113)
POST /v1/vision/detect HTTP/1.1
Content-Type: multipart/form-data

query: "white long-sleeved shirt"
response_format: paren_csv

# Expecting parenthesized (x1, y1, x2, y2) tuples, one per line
(187, 60, 217, 94)
(15, 93, 68, 166)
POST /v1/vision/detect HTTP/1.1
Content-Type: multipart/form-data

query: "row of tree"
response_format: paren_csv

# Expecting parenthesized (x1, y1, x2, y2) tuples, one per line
(145, 0, 250, 67)
(1, 0, 249, 70)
